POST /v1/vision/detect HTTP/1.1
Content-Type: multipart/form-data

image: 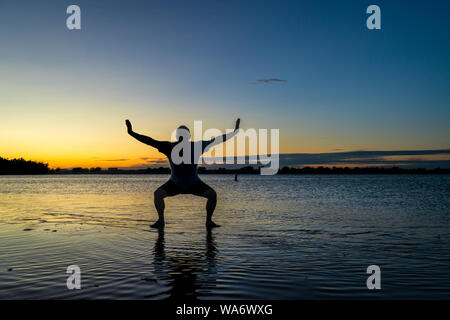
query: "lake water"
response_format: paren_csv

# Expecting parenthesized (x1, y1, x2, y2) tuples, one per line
(0, 174, 449, 299)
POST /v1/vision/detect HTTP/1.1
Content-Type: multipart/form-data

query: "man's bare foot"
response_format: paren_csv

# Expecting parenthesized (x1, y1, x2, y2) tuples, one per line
(151, 220, 165, 229)
(206, 220, 220, 228)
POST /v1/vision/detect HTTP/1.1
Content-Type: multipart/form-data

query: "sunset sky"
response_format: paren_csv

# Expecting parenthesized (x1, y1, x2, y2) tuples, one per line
(1, 0, 449, 169)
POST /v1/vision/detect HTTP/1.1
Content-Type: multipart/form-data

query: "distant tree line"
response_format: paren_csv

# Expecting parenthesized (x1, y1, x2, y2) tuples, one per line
(2, 157, 449, 175)
(0, 157, 49, 174)
(55, 165, 450, 175)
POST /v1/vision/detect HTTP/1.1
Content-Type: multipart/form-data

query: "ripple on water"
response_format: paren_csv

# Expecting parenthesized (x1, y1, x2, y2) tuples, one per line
(0, 174, 449, 299)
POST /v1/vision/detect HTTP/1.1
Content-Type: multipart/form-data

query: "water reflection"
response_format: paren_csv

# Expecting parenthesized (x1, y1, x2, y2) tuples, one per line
(153, 229, 218, 299)
(2, 175, 450, 299)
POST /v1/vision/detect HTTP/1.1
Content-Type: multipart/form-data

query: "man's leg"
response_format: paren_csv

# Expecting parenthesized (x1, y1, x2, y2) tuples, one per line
(192, 181, 219, 228)
(152, 188, 167, 228)
(152, 180, 180, 228)
(204, 188, 218, 226)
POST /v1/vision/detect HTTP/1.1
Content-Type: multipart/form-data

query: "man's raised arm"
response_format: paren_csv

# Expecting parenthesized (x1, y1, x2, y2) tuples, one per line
(125, 120, 161, 149)
(205, 118, 240, 150)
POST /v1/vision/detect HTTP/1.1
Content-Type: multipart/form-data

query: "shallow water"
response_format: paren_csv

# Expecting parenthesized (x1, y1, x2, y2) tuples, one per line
(0, 174, 449, 299)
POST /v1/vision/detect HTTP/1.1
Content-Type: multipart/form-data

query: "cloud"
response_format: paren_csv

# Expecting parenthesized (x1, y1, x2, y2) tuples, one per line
(108, 150, 450, 170)
(96, 159, 129, 162)
(276, 149, 450, 168)
(144, 159, 168, 165)
(122, 158, 168, 170)
(251, 78, 287, 84)
(203, 149, 450, 169)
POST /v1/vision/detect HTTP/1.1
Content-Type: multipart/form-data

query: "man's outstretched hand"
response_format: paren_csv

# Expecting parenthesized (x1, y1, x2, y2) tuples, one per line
(125, 119, 132, 133)
(235, 118, 241, 131)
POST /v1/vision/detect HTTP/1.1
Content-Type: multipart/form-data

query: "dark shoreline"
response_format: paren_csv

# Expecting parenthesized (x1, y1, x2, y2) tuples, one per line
(3, 157, 450, 175)
(2, 157, 450, 175)
(1, 166, 450, 175)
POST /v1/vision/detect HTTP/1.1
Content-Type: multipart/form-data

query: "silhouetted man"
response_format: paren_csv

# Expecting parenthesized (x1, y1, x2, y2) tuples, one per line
(125, 119, 240, 229)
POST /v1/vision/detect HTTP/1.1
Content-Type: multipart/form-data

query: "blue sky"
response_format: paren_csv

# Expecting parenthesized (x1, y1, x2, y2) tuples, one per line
(0, 0, 449, 168)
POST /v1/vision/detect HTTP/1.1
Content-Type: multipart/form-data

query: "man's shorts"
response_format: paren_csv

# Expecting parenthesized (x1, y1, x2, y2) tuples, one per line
(157, 179, 213, 197)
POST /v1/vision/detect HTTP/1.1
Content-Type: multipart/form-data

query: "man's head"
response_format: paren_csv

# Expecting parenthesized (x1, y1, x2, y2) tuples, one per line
(176, 125, 190, 141)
